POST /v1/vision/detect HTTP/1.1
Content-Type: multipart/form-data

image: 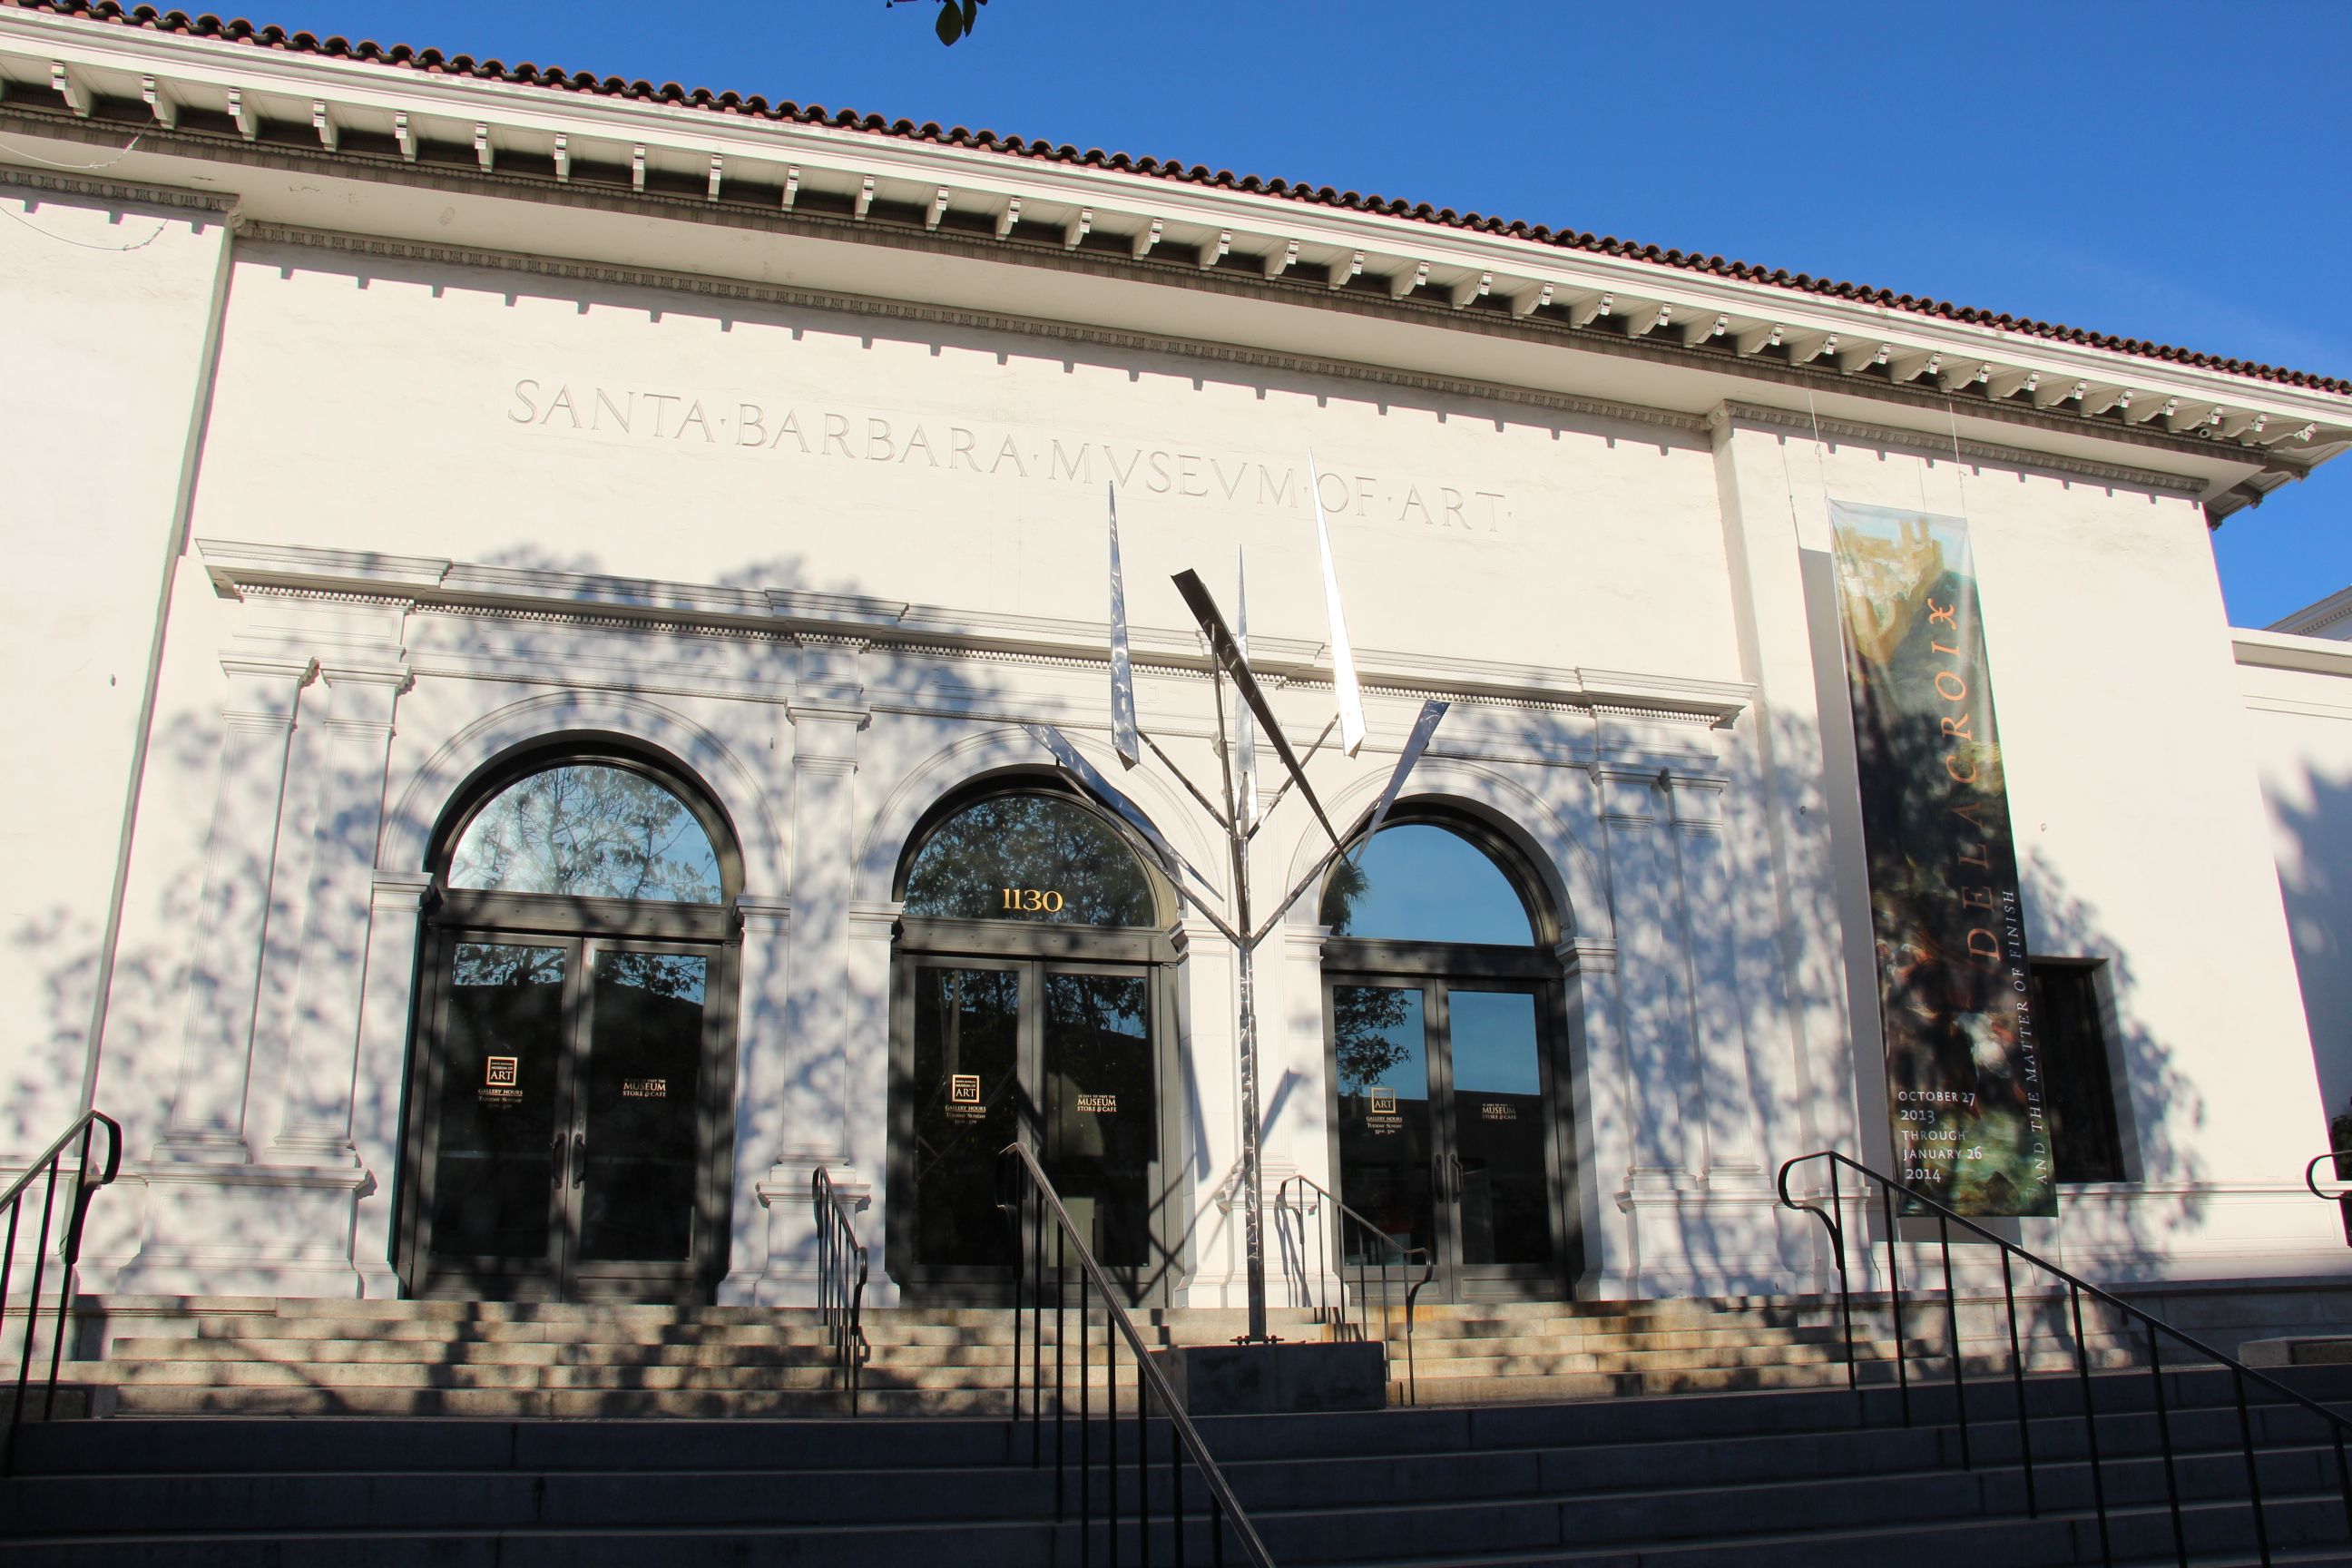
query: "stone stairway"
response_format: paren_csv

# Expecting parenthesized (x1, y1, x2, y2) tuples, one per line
(54, 1291, 2156, 1418)
(7, 1365, 2352, 1564)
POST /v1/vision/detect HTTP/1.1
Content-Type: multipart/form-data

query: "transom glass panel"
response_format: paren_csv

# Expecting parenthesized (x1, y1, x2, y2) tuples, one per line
(448, 764, 722, 903)
(902, 793, 1157, 926)
(1320, 823, 1535, 944)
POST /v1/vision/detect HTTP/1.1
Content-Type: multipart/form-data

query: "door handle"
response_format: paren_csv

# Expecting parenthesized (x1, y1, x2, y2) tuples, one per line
(573, 1132, 586, 1188)
(551, 1132, 566, 1188)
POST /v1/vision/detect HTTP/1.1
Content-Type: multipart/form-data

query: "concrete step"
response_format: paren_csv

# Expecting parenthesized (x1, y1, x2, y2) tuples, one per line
(91, 1384, 1020, 1417)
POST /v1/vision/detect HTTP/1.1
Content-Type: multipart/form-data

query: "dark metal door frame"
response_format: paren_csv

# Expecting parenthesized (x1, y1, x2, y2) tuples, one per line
(888, 935, 1181, 1305)
(395, 923, 739, 1304)
(1324, 942, 1578, 1304)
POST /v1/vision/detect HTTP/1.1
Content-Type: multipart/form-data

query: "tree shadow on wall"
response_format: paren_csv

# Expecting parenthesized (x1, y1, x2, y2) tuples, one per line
(2263, 757, 2352, 1121)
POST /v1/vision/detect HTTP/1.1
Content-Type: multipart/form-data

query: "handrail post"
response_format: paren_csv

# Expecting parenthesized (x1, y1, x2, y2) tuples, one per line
(9, 1160, 63, 1468)
(1999, 1247, 2035, 1517)
(2232, 1362, 2271, 1567)
(1883, 1181, 1907, 1426)
(1937, 1213, 1968, 1469)
(2069, 1282, 2111, 1568)
(2146, 1323, 2184, 1568)
(41, 1122, 95, 1422)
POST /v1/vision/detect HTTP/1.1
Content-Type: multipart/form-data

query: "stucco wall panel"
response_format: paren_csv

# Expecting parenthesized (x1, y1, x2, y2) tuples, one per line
(185, 245, 1744, 686)
(0, 191, 230, 1152)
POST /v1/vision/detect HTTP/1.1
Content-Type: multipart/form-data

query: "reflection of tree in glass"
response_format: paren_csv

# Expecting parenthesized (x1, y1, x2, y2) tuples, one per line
(904, 794, 1155, 925)
(1320, 857, 1370, 937)
(450, 766, 720, 903)
(1335, 986, 1411, 1095)
(451, 943, 566, 988)
(602, 951, 706, 1004)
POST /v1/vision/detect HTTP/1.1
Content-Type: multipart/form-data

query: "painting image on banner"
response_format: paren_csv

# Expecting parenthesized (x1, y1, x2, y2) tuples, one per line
(1828, 501, 2053, 1218)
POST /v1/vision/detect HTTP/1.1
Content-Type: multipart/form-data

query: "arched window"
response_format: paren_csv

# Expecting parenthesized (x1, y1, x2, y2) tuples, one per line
(447, 763, 722, 904)
(1319, 811, 1574, 1302)
(902, 791, 1156, 926)
(889, 783, 1179, 1305)
(1321, 821, 1537, 945)
(398, 744, 740, 1307)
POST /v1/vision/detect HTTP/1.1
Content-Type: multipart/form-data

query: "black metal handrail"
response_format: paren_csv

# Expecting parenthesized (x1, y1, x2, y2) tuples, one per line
(1779, 1149, 2352, 1568)
(2305, 1149, 2352, 1202)
(1273, 1173, 1432, 1406)
(810, 1165, 870, 1417)
(997, 1144, 1277, 1567)
(2, 1110, 122, 1475)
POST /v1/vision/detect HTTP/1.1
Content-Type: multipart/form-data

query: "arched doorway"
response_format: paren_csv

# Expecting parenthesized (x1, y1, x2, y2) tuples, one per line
(395, 743, 742, 1303)
(887, 784, 1182, 1304)
(1321, 814, 1578, 1301)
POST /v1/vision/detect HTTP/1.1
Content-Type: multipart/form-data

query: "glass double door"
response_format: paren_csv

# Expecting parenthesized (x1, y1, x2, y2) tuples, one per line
(899, 956, 1161, 1298)
(1330, 977, 1558, 1298)
(406, 934, 727, 1301)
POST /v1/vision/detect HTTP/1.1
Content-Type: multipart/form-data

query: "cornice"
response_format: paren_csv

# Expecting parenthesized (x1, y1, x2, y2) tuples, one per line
(2269, 586, 2352, 641)
(2233, 629, 2352, 681)
(231, 219, 1703, 436)
(1710, 400, 2202, 498)
(5, 30, 2344, 511)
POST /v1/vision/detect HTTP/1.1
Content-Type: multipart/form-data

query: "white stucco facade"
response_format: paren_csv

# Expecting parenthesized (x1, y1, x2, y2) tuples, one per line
(2239, 622, 2352, 1129)
(5, 7, 2351, 1309)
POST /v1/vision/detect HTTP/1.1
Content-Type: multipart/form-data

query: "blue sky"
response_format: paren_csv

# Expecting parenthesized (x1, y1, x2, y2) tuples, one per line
(255, 0, 2352, 627)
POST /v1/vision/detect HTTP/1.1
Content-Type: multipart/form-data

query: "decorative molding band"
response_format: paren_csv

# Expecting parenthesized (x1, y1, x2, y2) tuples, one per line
(1711, 399, 2202, 498)
(236, 219, 1707, 436)
(0, 163, 238, 215)
(203, 552, 1749, 724)
(2244, 694, 2352, 722)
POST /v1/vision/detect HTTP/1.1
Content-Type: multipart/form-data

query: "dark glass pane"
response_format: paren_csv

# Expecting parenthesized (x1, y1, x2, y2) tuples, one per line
(1321, 824, 1535, 945)
(1333, 985, 1435, 1262)
(1043, 974, 1155, 1269)
(577, 951, 709, 1262)
(450, 765, 721, 903)
(903, 794, 1156, 926)
(910, 967, 1022, 1267)
(1449, 990, 1553, 1267)
(431, 943, 566, 1259)
(2031, 963, 2124, 1182)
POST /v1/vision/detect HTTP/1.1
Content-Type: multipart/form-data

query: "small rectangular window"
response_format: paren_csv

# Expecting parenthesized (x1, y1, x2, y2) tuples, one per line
(2030, 960, 2126, 1182)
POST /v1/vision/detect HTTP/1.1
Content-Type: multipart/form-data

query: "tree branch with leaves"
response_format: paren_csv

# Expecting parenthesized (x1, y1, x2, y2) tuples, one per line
(888, 0, 988, 46)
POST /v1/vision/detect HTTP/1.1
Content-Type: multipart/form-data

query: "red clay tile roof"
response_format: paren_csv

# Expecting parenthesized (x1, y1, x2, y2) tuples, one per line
(15, 0, 2350, 399)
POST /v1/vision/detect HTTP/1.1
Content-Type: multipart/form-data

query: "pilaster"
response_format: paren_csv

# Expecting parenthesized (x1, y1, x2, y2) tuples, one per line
(728, 637, 872, 1305)
(1708, 406, 1874, 1291)
(270, 661, 412, 1168)
(154, 652, 316, 1163)
(1595, 764, 1703, 1190)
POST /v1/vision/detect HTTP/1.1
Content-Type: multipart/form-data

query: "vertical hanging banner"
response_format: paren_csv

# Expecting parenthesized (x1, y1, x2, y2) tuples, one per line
(1827, 501, 2054, 1218)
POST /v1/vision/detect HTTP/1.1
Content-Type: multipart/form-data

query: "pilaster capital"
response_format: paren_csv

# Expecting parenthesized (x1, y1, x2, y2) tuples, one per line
(792, 635, 869, 723)
(1667, 776, 1728, 830)
(369, 869, 433, 913)
(1281, 922, 1334, 956)
(218, 654, 317, 728)
(318, 661, 412, 733)
(1597, 767, 1666, 827)
(1558, 936, 1617, 975)
(848, 900, 905, 940)
(318, 660, 413, 691)
(735, 893, 791, 933)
